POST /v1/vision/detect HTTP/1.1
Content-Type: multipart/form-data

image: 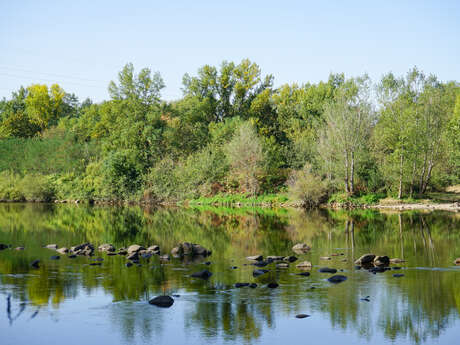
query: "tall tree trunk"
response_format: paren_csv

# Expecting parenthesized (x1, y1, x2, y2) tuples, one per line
(344, 150, 350, 193)
(350, 151, 355, 195)
(409, 160, 417, 198)
(422, 159, 434, 194)
(419, 152, 427, 195)
(398, 153, 404, 199)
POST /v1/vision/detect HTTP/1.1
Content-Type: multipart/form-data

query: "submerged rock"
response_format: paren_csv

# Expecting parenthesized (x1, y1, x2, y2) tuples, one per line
(393, 274, 405, 278)
(267, 282, 279, 289)
(295, 314, 310, 319)
(355, 254, 376, 265)
(31, 259, 40, 268)
(50, 255, 60, 260)
(328, 275, 347, 283)
(68, 254, 77, 259)
(191, 270, 212, 279)
(253, 269, 269, 277)
(235, 283, 250, 288)
(149, 295, 174, 308)
(296, 272, 311, 277)
(246, 255, 263, 261)
(319, 267, 337, 274)
(249, 283, 258, 288)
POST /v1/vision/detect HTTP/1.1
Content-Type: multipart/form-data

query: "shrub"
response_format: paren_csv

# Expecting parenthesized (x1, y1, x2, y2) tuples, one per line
(288, 164, 327, 207)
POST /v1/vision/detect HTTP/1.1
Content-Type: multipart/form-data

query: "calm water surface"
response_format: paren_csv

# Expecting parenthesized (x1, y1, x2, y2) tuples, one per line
(0, 204, 459, 345)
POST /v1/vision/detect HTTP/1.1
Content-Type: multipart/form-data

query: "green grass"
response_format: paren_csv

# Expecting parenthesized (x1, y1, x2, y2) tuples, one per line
(187, 193, 289, 206)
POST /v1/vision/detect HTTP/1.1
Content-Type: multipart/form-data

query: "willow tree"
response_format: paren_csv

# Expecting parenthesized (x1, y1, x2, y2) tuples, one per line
(319, 75, 373, 195)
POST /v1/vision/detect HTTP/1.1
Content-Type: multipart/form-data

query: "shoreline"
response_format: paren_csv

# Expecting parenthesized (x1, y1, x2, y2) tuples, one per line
(1, 199, 459, 212)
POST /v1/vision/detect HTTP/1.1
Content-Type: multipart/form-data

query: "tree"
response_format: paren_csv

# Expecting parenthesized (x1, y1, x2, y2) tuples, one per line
(225, 122, 264, 195)
(25, 84, 66, 129)
(319, 75, 373, 195)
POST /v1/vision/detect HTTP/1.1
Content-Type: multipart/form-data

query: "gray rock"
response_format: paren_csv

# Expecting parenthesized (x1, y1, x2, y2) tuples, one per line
(98, 244, 115, 252)
(56, 247, 69, 255)
(191, 270, 212, 279)
(296, 261, 312, 269)
(192, 244, 211, 256)
(246, 255, 263, 261)
(253, 269, 269, 277)
(45, 244, 58, 250)
(319, 267, 337, 273)
(149, 295, 174, 308)
(126, 252, 139, 261)
(328, 275, 347, 283)
(276, 263, 289, 268)
(182, 242, 194, 255)
(147, 245, 160, 253)
(70, 243, 94, 256)
(296, 314, 310, 319)
(267, 256, 284, 261)
(159, 255, 170, 261)
(292, 243, 311, 253)
(127, 244, 145, 254)
(171, 247, 182, 257)
(355, 254, 376, 265)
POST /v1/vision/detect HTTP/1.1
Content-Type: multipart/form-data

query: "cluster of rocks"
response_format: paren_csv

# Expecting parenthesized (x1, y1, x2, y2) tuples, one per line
(171, 242, 211, 257)
(354, 253, 407, 276)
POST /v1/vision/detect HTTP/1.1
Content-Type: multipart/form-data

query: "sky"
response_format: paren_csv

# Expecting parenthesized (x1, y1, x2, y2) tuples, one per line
(1, 0, 459, 102)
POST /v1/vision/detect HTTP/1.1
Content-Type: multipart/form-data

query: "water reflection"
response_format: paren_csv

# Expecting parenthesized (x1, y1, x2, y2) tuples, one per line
(0, 203, 459, 345)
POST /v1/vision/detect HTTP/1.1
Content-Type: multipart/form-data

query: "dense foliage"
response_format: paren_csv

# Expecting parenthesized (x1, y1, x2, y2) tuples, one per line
(0, 60, 458, 203)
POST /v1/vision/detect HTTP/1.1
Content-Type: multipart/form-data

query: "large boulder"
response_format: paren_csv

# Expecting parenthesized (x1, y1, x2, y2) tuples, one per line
(354, 254, 376, 265)
(292, 243, 311, 253)
(149, 295, 174, 308)
(98, 244, 115, 252)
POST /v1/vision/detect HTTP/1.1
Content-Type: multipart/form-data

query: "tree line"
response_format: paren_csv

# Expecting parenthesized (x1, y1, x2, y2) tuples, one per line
(0, 60, 458, 204)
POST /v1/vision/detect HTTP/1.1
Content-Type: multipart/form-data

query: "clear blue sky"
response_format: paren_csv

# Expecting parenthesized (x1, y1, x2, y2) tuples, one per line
(1, 0, 459, 102)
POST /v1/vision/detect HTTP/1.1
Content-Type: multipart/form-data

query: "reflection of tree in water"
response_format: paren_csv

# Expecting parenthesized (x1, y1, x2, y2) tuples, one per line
(1, 204, 460, 344)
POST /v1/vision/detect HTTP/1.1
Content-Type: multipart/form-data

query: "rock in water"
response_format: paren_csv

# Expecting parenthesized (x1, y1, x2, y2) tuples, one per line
(249, 283, 258, 288)
(266, 256, 284, 261)
(319, 267, 337, 274)
(127, 244, 145, 254)
(246, 255, 263, 261)
(0, 243, 9, 250)
(454, 258, 460, 265)
(355, 254, 376, 265)
(276, 263, 289, 268)
(191, 270, 212, 279)
(149, 295, 174, 308)
(56, 247, 68, 255)
(292, 243, 311, 253)
(125, 262, 133, 268)
(296, 261, 312, 269)
(45, 244, 58, 250)
(296, 272, 310, 277)
(393, 274, 404, 278)
(295, 314, 310, 319)
(50, 255, 60, 260)
(267, 282, 279, 289)
(235, 283, 250, 288)
(390, 258, 406, 264)
(283, 256, 298, 262)
(328, 275, 347, 283)
(374, 255, 390, 266)
(98, 244, 115, 252)
(253, 269, 269, 277)
(15, 247, 24, 251)
(31, 259, 40, 268)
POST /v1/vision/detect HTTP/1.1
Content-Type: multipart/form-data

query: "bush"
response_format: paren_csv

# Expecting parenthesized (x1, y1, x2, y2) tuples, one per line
(288, 165, 327, 207)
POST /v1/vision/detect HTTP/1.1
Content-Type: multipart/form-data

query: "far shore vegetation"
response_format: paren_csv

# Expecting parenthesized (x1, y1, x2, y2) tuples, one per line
(0, 60, 459, 207)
